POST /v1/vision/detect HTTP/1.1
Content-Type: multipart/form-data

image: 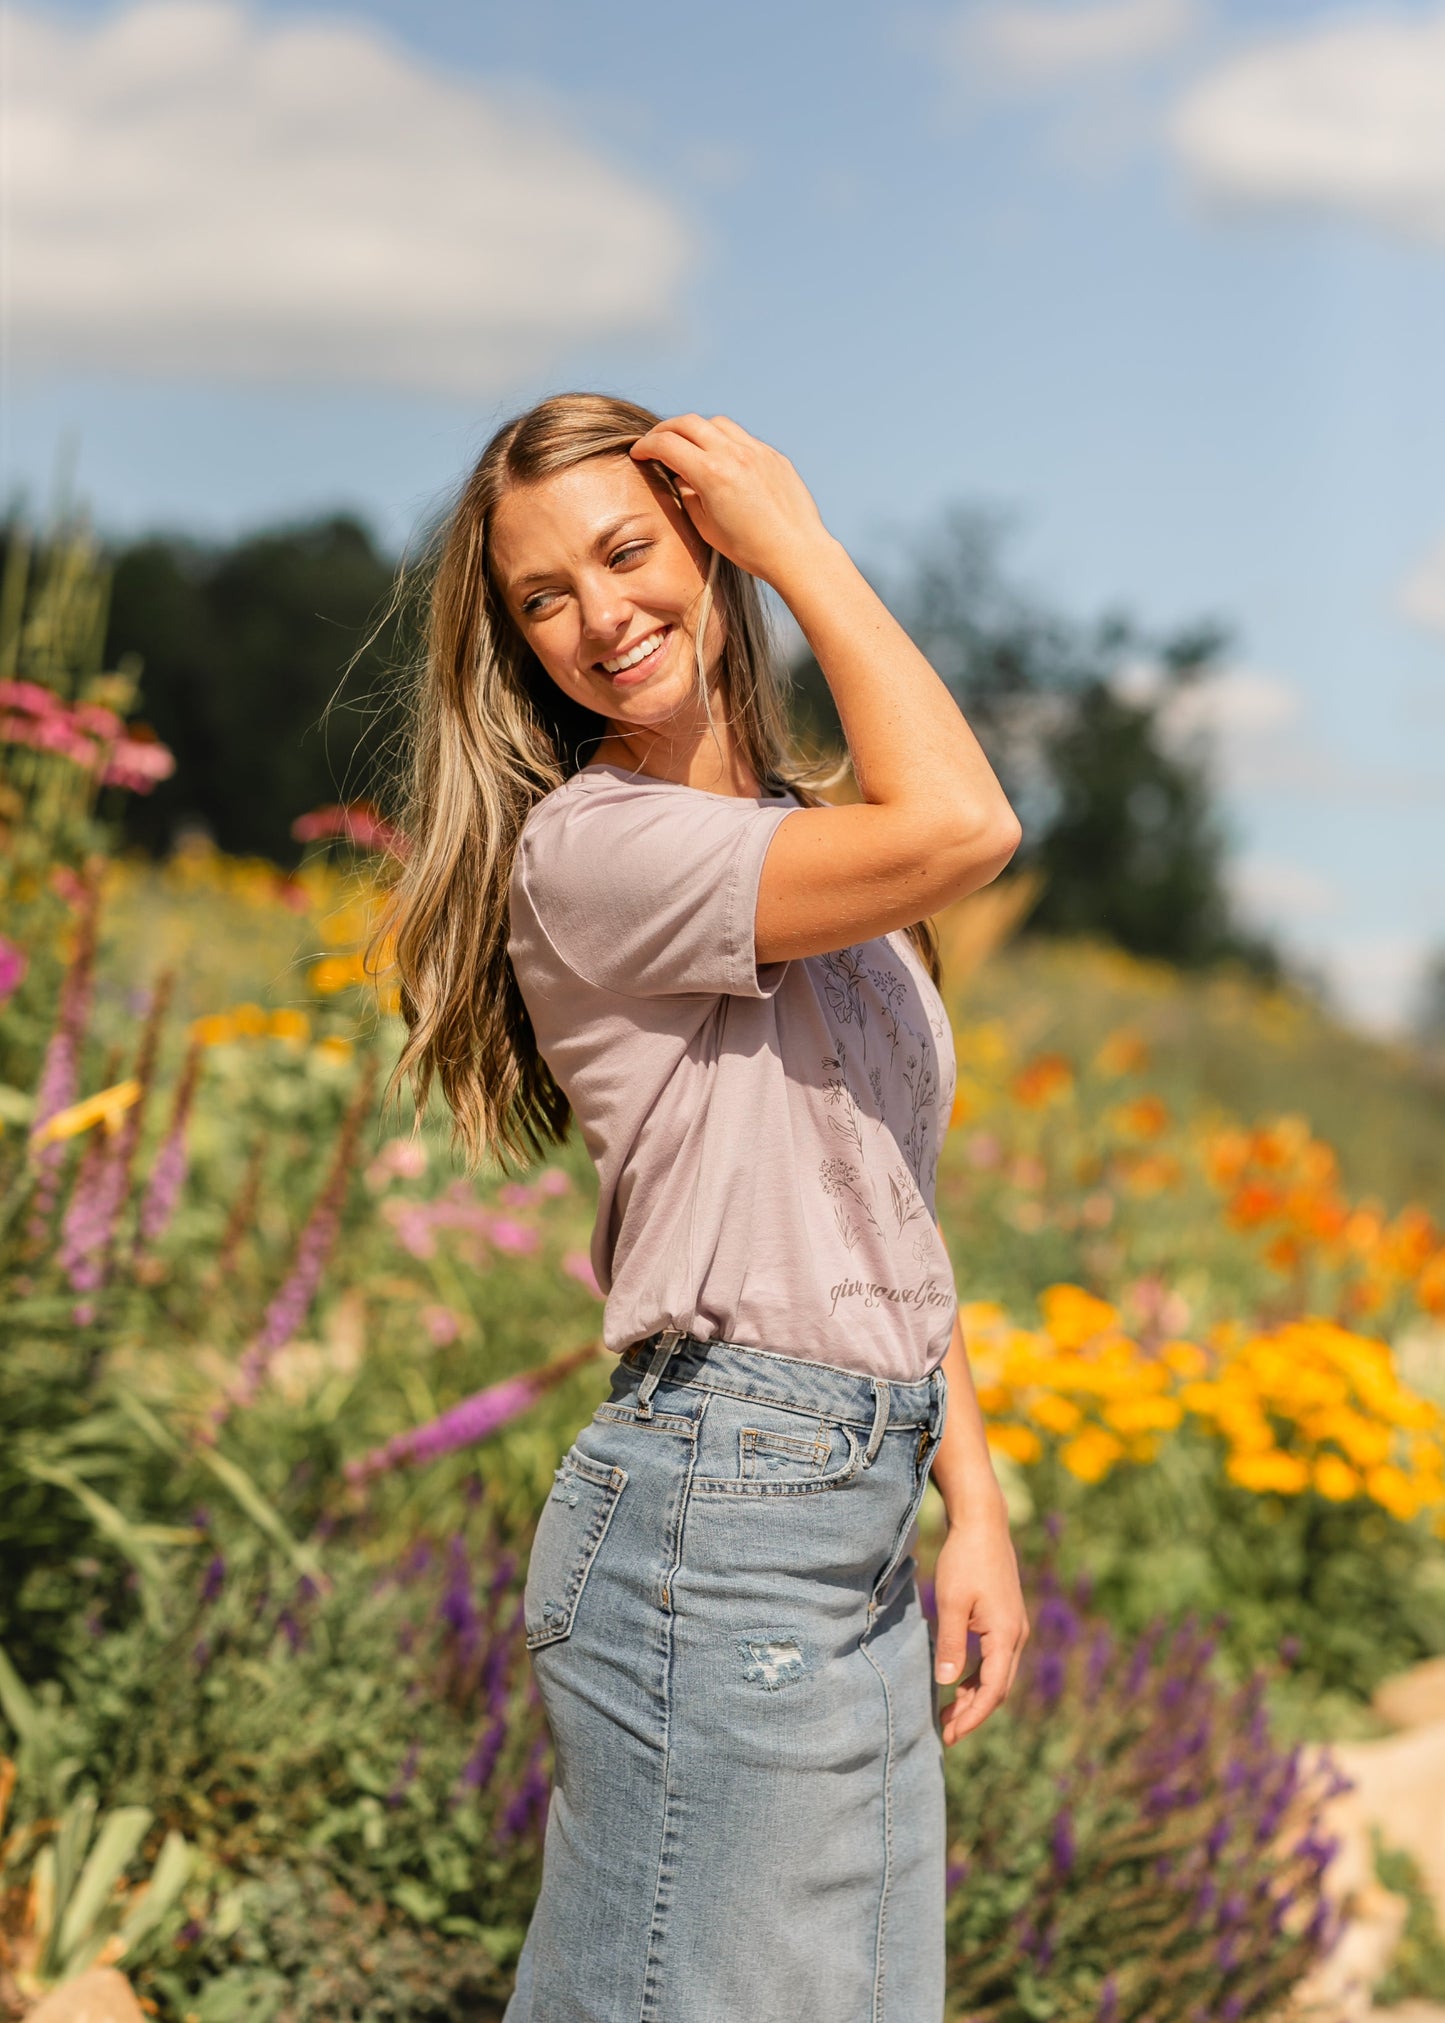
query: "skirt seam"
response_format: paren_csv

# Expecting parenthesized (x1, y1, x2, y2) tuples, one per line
(638, 1392, 706, 2020)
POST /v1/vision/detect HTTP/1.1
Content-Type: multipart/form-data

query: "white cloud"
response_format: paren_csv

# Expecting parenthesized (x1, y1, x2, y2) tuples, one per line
(1169, 9, 1445, 245)
(944, 0, 1201, 90)
(1111, 659, 1444, 804)
(0, 1, 693, 396)
(1400, 533, 1445, 634)
(1316, 933, 1433, 1035)
(1229, 854, 1339, 923)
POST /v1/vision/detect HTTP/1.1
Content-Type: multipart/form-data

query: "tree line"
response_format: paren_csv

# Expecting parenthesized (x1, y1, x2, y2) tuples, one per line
(86, 507, 1273, 972)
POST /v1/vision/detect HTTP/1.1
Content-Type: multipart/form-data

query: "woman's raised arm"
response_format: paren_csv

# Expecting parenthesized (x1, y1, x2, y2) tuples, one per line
(630, 414, 1022, 964)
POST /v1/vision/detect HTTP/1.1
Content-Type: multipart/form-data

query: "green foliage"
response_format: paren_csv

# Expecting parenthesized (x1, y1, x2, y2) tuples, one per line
(102, 516, 408, 862)
(147, 1864, 508, 2022)
(1373, 1834, 1445, 2003)
(939, 1573, 1340, 2022)
(790, 506, 1268, 969)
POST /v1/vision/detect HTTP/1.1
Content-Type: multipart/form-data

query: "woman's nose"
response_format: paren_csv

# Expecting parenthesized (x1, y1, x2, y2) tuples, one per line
(575, 574, 630, 652)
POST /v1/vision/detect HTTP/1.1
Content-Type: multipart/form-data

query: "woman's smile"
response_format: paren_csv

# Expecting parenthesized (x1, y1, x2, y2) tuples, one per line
(596, 623, 674, 687)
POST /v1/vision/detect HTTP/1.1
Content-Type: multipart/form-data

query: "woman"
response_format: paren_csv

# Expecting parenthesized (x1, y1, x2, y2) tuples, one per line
(384, 393, 1029, 2023)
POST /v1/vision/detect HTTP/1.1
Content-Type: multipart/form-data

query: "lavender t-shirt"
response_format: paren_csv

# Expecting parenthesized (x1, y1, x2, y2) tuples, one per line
(507, 764, 958, 1382)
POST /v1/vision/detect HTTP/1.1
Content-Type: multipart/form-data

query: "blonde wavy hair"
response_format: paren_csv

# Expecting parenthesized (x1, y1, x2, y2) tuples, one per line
(375, 391, 939, 1171)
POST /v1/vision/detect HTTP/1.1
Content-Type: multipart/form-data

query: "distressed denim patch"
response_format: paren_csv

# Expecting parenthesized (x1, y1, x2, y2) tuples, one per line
(740, 1633, 808, 1691)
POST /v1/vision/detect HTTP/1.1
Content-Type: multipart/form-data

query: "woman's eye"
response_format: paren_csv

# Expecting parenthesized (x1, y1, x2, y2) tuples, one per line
(611, 543, 650, 568)
(522, 590, 556, 616)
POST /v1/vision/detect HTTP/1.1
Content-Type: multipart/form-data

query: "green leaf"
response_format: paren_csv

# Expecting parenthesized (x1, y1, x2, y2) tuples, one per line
(0, 1646, 41, 1745)
(21, 1462, 167, 1626)
(116, 1829, 192, 1955)
(56, 1805, 151, 1972)
(109, 1388, 182, 1458)
(195, 1447, 322, 1583)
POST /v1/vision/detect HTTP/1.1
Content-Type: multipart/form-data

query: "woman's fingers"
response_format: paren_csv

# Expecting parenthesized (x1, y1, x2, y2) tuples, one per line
(630, 427, 713, 483)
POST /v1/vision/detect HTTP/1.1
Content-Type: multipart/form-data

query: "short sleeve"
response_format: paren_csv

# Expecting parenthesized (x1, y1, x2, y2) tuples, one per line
(514, 779, 798, 999)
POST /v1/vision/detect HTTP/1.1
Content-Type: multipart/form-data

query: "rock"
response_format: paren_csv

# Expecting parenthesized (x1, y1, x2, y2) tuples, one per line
(24, 1969, 145, 2023)
(1374, 1659, 1445, 1733)
(1293, 1761, 1409, 2023)
(1332, 1719, 1445, 1928)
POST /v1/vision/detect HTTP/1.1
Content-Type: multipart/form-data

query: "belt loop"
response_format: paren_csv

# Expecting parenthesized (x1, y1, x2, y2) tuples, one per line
(636, 1329, 684, 1420)
(863, 1378, 890, 1468)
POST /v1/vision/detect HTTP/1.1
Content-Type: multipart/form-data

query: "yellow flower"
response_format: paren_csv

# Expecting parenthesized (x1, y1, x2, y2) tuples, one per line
(1029, 1392, 1083, 1436)
(315, 1035, 354, 1064)
(1227, 1449, 1310, 1495)
(1162, 1340, 1209, 1380)
(1313, 1453, 1359, 1502)
(1104, 1395, 1184, 1436)
(1323, 1410, 1394, 1471)
(976, 1382, 1013, 1416)
(987, 1423, 1042, 1465)
(1060, 1426, 1125, 1484)
(30, 1078, 140, 1149)
(231, 1001, 268, 1037)
(1365, 1464, 1419, 1523)
(309, 954, 366, 995)
(1040, 1284, 1120, 1350)
(268, 1008, 311, 1046)
(190, 1013, 236, 1047)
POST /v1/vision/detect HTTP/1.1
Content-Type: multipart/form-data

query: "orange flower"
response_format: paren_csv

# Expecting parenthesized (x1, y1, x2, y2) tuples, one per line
(1094, 1029, 1150, 1078)
(1110, 1095, 1170, 1140)
(1228, 1181, 1284, 1230)
(1011, 1053, 1074, 1107)
(987, 1423, 1042, 1465)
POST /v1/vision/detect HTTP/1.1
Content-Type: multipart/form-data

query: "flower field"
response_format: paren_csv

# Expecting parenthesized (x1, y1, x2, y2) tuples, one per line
(3, 531, 1445, 2020)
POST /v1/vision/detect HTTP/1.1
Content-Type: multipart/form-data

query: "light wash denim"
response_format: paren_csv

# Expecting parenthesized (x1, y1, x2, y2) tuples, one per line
(504, 1329, 949, 2023)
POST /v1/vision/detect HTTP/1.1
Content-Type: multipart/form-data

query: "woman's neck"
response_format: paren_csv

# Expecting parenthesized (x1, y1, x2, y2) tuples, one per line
(590, 718, 762, 799)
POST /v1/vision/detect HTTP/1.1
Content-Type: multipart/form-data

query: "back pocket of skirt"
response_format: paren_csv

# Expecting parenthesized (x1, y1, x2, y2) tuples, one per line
(524, 1447, 628, 1650)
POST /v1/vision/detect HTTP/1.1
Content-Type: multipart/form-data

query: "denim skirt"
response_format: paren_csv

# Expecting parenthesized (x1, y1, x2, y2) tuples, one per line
(503, 1330, 949, 2023)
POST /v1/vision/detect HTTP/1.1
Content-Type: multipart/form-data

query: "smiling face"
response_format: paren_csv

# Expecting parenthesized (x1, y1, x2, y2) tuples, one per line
(489, 454, 726, 745)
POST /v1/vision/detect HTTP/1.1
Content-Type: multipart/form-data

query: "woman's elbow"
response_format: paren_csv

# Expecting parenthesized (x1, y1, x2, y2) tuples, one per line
(935, 804, 1023, 897)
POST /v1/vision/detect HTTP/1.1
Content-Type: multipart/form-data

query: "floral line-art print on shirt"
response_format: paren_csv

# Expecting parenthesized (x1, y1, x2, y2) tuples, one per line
(813, 945, 944, 1278)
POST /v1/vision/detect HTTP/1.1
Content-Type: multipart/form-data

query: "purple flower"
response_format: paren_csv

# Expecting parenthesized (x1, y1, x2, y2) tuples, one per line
(137, 1043, 201, 1246)
(456, 1716, 507, 1801)
(346, 1374, 544, 1484)
(1050, 1807, 1076, 1876)
(1096, 1975, 1119, 2023)
(201, 1553, 226, 1605)
(1035, 1648, 1067, 1707)
(945, 1859, 969, 1895)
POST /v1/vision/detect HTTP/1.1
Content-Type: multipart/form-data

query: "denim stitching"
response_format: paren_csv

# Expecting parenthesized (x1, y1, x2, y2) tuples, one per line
(638, 1394, 707, 2018)
(860, 1630, 895, 2022)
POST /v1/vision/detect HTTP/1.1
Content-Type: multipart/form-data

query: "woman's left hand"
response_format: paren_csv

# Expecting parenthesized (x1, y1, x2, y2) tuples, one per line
(931, 1500, 1030, 1746)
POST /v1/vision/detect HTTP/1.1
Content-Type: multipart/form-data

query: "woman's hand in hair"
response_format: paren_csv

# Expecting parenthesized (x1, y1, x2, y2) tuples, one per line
(630, 414, 833, 588)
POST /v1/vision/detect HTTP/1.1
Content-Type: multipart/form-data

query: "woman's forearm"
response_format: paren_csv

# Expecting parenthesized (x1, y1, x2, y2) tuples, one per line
(931, 1302, 1010, 1529)
(769, 533, 1019, 854)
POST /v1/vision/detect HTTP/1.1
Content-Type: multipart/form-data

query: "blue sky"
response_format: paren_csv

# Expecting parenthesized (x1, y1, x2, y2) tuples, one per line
(5, 0, 1444, 1029)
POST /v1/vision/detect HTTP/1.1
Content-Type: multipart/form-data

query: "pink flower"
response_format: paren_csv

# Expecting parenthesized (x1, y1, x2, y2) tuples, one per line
(291, 801, 407, 858)
(485, 1217, 539, 1256)
(537, 1168, 571, 1198)
(102, 734, 175, 793)
(0, 935, 26, 1007)
(422, 1304, 462, 1346)
(0, 678, 62, 715)
(563, 1250, 602, 1298)
(365, 1136, 428, 1191)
